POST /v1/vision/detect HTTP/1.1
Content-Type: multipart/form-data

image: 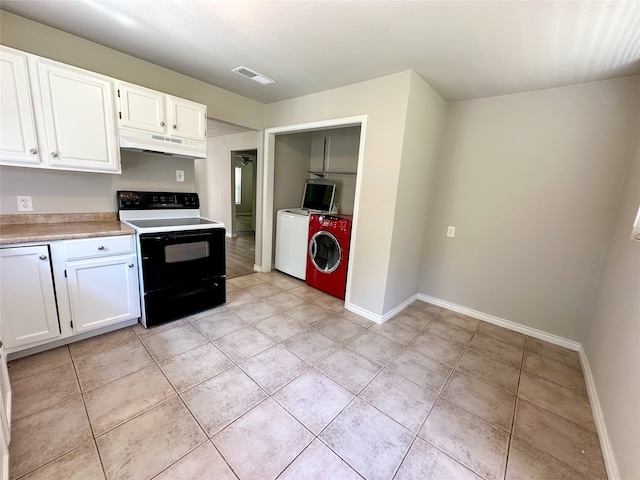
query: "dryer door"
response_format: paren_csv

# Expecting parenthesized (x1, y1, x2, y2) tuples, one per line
(309, 231, 342, 273)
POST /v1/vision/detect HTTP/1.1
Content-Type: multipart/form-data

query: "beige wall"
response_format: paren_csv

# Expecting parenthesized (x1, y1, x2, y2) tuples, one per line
(266, 71, 413, 316)
(196, 131, 262, 236)
(385, 72, 447, 312)
(273, 132, 313, 214)
(0, 151, 196, 213)
(0, 11, 264, 130)
(419, 76, 640, 340)
(310, 127, 360, 215)
(583, 126, 640, 479)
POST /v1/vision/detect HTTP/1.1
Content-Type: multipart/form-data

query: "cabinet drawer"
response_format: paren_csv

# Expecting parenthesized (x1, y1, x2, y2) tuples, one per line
(64, 235, 133, 260)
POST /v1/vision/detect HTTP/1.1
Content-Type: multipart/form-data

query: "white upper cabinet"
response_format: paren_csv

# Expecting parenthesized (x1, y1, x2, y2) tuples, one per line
(0, 45, 121, 174)
(168, 96, 207, 141)
(0, 47, 39, 165)
(118, 83, 166, 134)
(118, 82, 207, 141)
(37, 60, 121, 173)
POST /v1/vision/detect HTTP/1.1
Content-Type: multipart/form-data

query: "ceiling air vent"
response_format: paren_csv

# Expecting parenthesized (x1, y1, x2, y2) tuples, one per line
(232, 66, 275, 85)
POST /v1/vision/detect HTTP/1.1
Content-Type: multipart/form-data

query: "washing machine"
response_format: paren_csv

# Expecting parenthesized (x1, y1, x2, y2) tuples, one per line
(275, 209, 310, 280)
(306, 213, 353, 300)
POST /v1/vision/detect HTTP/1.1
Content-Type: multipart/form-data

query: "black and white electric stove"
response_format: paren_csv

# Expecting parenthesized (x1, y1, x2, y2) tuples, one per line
(117, 191, 226, 328)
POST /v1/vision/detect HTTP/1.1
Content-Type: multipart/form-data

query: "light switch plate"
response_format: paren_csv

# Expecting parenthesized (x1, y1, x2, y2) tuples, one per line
(176, 170, 185, 182)
(447, 226, 455, 237)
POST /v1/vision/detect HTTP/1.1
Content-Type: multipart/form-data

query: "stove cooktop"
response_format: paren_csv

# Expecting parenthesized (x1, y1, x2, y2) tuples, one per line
(125, 218, 222, 229)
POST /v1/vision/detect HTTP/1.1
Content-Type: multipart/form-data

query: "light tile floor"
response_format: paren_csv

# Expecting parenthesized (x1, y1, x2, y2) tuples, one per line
(7, 271, 608, 480)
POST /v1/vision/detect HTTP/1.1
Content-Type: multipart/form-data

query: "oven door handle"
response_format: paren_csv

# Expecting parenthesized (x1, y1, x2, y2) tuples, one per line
(166, 232, 214, 240)
(142, 231, 215, 242)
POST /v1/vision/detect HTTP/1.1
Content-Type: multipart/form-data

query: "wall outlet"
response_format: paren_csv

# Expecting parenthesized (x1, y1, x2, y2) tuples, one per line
(446, 226, 455, 237)
(17, 196, 33, 212)
(176, 170, 185, 182)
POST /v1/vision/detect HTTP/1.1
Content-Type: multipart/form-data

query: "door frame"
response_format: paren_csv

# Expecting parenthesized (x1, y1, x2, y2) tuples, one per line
(230, 149, 258, 237)
(259, 115, 367, 305)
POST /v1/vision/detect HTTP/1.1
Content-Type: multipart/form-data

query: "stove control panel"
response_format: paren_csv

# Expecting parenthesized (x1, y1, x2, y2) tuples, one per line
(117, 191, 199, 210)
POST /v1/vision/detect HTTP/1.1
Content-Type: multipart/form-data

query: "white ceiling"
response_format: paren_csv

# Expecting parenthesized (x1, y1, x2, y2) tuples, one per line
(2, 1, 639, 104)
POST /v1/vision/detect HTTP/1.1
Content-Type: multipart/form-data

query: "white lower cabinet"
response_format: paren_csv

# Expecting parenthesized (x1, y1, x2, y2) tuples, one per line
(0, 246, 60, 349)
(66, 254, 139, 333)
(63, 235, 139, 334)
(0, 235, 140, 355)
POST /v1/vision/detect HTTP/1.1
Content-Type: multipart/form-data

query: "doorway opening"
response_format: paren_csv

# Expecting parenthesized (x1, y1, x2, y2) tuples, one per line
(227, 149, 257, 278)
(260, 115, 367, 305)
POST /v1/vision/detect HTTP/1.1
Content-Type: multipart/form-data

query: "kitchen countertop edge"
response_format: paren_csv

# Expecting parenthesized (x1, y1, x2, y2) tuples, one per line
(0, 214, 135, 245)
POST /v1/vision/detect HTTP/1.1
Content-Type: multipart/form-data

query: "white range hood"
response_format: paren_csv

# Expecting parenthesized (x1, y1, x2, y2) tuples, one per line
(119, 129, 207, 159)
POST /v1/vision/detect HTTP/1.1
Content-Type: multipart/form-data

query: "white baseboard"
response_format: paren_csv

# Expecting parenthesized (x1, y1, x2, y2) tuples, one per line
(578, 346, 619, 480)
(417, 294, 580, 351)
(346, 294, 419, 325)
(253, 264, 262, 273)
(345, 303, 384, 324)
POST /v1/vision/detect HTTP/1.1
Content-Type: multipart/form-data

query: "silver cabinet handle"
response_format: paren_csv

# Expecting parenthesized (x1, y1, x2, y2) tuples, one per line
(51, 152, 58, 158)
(128, 263, 134, 268)
(172, 124, 177, 129)
(98, 246, 105, 250)
(30, 148, 37, 154)
(39, 255, 47, 260)
(0, 340, 3, 348)
(160, 121, 165, 127)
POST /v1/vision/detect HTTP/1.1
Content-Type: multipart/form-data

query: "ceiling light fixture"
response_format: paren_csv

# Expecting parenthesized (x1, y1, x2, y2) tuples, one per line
(231, 66, 276, 85)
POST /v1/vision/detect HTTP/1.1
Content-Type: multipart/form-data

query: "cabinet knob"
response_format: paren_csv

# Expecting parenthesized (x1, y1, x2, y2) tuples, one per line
(98, 246, 105, 250)
(30, 148, 38, 155)
(39, 255, 47, 260)
(51, 152, 58, 158)
(160, 121, 165, 127)
(172, 124, 177, 129)
(128, 263, 134, 268)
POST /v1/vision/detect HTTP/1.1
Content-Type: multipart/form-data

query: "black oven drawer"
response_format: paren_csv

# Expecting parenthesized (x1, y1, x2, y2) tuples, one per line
(144, 276, 225, 327)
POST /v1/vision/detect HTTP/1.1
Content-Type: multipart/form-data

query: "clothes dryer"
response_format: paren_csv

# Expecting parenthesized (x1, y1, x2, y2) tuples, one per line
(305, 213, 352, 300)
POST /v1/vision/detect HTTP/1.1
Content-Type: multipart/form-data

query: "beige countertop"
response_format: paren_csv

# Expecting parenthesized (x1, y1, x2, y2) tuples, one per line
(0, 213, 135, 245)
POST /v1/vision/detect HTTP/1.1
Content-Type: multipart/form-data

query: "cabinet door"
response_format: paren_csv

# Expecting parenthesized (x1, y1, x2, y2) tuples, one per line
(66, 254, 140, 333)
(0, 423, 7, 480)
(0, 338, 11, 445)
(118, 83, 166, 134)
(0, 47, 39, 165)
(0, 246, 60, 349)
(37, 60, 121, 173)
(168, 96, 207, 141)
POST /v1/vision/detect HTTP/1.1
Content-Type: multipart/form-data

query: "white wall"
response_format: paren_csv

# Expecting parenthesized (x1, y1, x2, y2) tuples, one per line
(419, 76, 640, 340)
(583, 126, 640, 480)
(385, 72, 447, 312)
(266, 71, 413, 316)
(195, 130, 261, 236)
(0, 151, 195, 213)
(310, 127, 360, 215)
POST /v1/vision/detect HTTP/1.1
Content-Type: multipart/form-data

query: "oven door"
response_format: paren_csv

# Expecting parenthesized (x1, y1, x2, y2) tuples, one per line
(139, 228, 226, 326)
(139, 228, 225, 291)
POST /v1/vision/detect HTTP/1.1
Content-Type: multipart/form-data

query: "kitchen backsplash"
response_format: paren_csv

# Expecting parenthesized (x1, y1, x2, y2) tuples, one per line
(0, 150, 196, 214)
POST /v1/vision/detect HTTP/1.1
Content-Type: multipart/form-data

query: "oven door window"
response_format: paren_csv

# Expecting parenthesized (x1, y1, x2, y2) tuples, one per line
(165, 242, 209, 263)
